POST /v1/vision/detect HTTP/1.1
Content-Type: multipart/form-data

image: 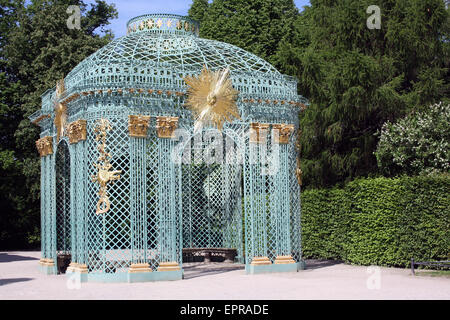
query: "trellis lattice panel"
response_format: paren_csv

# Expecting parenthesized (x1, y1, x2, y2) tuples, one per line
(85, 113, 131, 274)
(243, 125, 301, 265)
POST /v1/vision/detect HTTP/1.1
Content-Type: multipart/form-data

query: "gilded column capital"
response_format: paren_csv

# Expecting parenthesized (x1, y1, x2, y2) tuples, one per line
(272, 124, 295, 144)
(36, 136, 53, 157)
(249, 122, 270, 144)
(67, 119, 87, 144)
(128, 115, 151, 138)
(156, 116, 179, 138)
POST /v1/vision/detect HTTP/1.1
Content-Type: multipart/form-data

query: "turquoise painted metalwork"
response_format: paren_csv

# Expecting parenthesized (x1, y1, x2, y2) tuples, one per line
(30, 13, 308, 282)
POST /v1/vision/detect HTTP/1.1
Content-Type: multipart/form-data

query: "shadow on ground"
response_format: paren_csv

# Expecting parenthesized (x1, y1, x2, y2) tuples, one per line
(304, 259, 343, 270)
(0, 253, 38, 263)
(182, 260, 344, 279)
(183, 263, 245, 280)
(0, 278, 34, 286)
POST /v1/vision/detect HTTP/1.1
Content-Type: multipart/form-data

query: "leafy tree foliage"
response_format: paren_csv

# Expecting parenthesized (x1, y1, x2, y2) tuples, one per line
(0, 0, 117, 249)
(276, 0, 449, 187)
(375, 102, 450, 176)
(189, 0, 299, 68)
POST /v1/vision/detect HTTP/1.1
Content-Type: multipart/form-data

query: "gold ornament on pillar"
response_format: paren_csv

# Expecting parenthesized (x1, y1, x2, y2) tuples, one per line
(91, 119, 122, 215)
(54, 78, 67, 141)
(296, 157, 303, 186)
(184, 66, 240, 132)
(295, 130, 302, 186)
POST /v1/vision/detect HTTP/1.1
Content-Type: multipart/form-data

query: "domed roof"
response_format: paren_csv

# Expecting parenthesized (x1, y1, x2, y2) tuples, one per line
(30, 14, 307, 122)
(67, 14, 280, 77)
(69, 14, 281, 77)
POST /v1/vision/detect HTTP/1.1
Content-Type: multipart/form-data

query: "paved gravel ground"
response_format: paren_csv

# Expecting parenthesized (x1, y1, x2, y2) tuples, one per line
(0, 251, 449, 300)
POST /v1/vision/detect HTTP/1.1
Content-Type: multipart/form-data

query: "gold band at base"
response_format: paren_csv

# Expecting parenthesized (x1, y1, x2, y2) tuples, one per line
(157, 261, 181, 272)
(250, 256, 272, 266)
(66, 262, 79, 272)
(39, 258, 55, 266)
(129, 263, 152, 273)
(75, 264, 88, 273)
(274, 255, 296, 264)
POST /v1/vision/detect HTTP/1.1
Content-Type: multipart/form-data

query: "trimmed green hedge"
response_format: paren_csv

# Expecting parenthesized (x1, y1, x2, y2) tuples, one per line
(301, 175, 450, 267)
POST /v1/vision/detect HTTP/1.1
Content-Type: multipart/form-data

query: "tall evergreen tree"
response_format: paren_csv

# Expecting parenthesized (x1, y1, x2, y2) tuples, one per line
(192, 0, 299, 68)
(0, 0, 117, 249)
(276, 0, 449, 188)
(188, 0, 209, 23)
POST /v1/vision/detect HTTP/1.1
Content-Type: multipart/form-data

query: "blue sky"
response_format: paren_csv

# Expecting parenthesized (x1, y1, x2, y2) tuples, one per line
(85, 0, 311, 38)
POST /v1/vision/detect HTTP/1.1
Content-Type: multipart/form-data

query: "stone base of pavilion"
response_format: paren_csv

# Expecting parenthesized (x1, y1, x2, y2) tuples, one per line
(64, 262, 183, 283)
(245, 256, 306, 274)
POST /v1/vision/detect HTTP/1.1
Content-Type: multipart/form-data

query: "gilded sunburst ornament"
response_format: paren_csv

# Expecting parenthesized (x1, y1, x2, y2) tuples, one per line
(184, 67, 240, 131)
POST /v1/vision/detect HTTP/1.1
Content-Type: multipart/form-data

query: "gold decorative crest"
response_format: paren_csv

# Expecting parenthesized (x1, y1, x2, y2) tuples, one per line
(91, 119, 121, 215)
(67, 120, 87, 144)
(54, 78, 67, 141)
(156, 116, 179, 138)
(272, 124, 295, 144)
(128, 115, 151, 138)
(36, 136, 53, 157)
(184, 67, 239, 131)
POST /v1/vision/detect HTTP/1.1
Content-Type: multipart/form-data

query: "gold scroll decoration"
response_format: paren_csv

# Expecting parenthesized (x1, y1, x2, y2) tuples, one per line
(184, 66, 240, 132)
(128, 115, 151, 138)
(156, 116, 179, 138)
(91, 119, 122, 215)
(272, 124, 295, 144)
(54, 78, 67, 141)
(296, 157, 303, 186)
(67, 120, 87, 144)
(36, 136, 53, 157)
(249, 122, 270, 144)
(295, 130, 302, 186)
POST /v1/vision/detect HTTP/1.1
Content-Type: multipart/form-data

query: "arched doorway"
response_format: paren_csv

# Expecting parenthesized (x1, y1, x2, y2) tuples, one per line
(178, 127, 245, 264)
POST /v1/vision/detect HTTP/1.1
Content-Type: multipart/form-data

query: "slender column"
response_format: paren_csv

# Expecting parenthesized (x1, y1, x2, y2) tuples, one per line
(76, 141, 86, 268)
(129, 137, 148, 265)
(156, 117, 180, 271)
(157, 138, 180, 270)
(128, 115, 150, 272)
(290, 134, 302, 265)
(45, 154, 52, 263)
(249, 123, 270, 265)
(68, 142, 77, 271)
(49, 150, 57, 272)
(66, 119, 88, 271)
(272, 124, 296, 264)
(40, 155, 46, 262)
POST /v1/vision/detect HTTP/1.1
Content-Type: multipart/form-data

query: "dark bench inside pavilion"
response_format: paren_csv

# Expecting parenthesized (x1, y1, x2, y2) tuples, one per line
(182, 248, 237, 263)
